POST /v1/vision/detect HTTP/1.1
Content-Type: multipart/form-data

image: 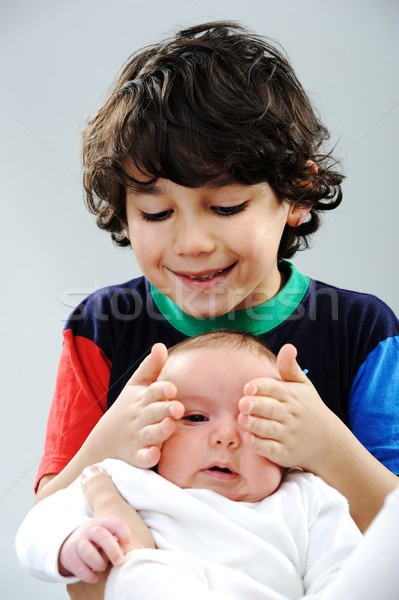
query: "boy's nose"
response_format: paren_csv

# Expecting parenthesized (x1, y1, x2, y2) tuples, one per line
(173, 220, 216, 256)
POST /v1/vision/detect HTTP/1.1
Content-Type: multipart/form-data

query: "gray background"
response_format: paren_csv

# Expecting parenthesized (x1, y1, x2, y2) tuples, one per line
(1, 1, 398, 598)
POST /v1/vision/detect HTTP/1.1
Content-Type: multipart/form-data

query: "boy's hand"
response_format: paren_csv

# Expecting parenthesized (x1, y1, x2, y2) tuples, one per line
(59, 517, 131, 583)
(94, 343, 184, 469)
(238, 344, 340, 473)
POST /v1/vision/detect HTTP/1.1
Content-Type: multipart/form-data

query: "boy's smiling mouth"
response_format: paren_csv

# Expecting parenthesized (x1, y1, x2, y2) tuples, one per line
(187, 269, 226, 281)
(170, 263, 236, 285)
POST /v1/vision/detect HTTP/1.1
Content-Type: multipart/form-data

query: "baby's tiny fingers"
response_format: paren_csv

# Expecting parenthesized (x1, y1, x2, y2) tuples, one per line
(77, 536, 108, 573)
(89, 528, 125, 567)
(72, 561, 100, 584)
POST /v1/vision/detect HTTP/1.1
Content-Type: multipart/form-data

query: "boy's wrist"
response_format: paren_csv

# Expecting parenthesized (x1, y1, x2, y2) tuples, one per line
(302, 409, 347, 477)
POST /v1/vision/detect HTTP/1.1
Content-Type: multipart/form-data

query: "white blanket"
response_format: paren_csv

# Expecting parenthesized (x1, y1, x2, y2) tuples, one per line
(16, 460, 361, 599)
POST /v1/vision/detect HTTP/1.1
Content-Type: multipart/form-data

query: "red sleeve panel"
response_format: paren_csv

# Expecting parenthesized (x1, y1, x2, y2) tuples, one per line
(35, 330, 111, 490)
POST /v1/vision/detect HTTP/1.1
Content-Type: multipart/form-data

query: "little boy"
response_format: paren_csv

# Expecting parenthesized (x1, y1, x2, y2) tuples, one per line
(36, 20, 398, 549)
(17, 331, 363, 599)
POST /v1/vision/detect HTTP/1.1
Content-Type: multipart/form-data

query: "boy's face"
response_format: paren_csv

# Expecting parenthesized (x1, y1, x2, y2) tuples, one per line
(125, 174, 297, 318)
(157, 345, 284, 502)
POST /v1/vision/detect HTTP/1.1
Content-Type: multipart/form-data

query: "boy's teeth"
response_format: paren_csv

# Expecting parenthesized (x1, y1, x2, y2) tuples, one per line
(188, 269, 224, 281)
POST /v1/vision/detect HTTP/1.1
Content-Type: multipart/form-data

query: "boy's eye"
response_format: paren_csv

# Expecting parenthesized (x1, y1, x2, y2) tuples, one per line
(211, 201, 248, 217)
(183, 414, 209, 423)
(141, 209, 173, 222)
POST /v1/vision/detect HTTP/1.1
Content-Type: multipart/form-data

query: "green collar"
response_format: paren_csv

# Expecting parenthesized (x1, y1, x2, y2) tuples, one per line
(150, 260, 310, 336)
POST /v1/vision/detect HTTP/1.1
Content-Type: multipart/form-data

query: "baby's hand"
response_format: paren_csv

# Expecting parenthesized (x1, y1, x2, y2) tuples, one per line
(238, 344, 340, 473)
(93, 343, 184, 469)
(59, 516, 131, 583)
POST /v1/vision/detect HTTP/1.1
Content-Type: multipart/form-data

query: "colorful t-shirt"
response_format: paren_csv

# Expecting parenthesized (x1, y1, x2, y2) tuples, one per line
(36, 261, 399, 488)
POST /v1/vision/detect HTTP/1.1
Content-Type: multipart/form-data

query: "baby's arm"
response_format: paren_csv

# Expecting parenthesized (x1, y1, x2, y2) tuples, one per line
(66, 466, 156, 600)
(238, 344, 398, 531)
(80, 465, 156, 552)
(36, 344, 184, 503)
(59, 516, 130, 583)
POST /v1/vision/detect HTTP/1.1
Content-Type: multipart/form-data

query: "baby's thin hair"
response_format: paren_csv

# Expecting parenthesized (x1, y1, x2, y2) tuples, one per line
(167, 330, 276, 363)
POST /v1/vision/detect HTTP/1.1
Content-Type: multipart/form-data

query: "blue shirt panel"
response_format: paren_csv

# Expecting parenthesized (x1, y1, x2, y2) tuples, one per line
(349, 336, 399, 474)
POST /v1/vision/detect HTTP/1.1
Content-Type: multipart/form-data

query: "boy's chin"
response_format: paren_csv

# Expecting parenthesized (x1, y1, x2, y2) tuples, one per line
(178, 299, 231, 319)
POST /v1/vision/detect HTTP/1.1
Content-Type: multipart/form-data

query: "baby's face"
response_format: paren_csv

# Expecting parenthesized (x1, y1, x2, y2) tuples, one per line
(157, 344, 284, 502)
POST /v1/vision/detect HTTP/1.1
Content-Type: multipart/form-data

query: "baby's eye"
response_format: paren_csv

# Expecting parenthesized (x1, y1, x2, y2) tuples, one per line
(141, 209, 173, 222)
(183, 414, 209, 423)
(211, 201, 248, 217)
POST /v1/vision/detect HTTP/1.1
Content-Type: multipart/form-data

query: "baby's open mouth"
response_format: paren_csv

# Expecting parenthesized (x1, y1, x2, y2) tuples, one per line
(209, 466, 233, 474)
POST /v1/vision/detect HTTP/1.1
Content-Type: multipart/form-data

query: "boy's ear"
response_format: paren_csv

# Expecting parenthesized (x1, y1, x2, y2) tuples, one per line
(286, 205, 311, 227)
(286, 160, 317, 227)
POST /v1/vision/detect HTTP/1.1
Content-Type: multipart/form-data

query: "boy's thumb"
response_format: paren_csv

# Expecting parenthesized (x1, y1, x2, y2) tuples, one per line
(128, 343, 168, 386)
(276, 343, 308, 383)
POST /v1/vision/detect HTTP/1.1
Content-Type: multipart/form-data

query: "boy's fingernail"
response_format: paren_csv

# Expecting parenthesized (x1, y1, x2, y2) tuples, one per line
(245, 415, 253, 428)
(168, 402, 179, 416)
(161, 420, 170, 434)
(247, 400, 254, 413)
(81, 464, 107, 482)
(245, 383, 257, 395)
(163, 383, 172, 396)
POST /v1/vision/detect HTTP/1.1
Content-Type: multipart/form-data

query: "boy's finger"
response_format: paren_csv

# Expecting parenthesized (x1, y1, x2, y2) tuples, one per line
(127, 343, 168, 387)
(238, 396, 286, 421)
(81, 467, 121, 510)
(244, 433, 287, 463)
(141, 399, 184, 425)
(243, 378, 292, 400)
(238, 413, 286, 440)
(136, 446, 161, 468)
(139, 381, 177, 407)
(276, 343, 308, 383)
(140, 417, 177, 446)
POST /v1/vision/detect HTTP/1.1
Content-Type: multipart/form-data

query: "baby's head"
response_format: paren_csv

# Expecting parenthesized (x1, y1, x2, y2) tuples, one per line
(83, 21, 343, 260)
(156, 330, 285, 502)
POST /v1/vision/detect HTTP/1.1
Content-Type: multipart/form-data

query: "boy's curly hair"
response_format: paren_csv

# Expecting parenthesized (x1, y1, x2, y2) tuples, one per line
(83, 21, 344, 259)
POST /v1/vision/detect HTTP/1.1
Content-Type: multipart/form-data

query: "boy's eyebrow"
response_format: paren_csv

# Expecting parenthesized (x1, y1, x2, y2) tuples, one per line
(207, 174, 243, 189)
(126, 184, 166, 198)
(126, 175, 245, 198)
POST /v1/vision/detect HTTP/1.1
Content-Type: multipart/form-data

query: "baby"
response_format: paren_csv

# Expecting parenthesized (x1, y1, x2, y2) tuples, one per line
(17, 331, 363, 599)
